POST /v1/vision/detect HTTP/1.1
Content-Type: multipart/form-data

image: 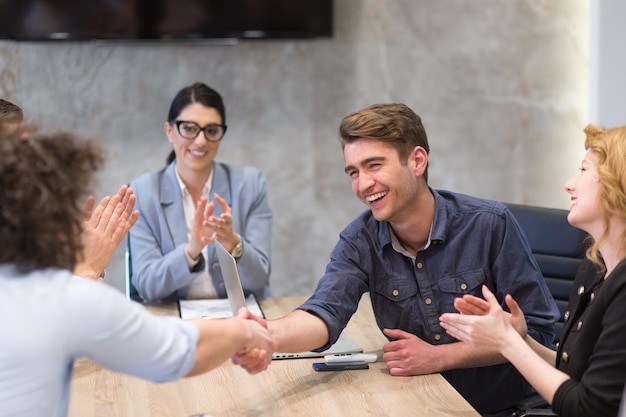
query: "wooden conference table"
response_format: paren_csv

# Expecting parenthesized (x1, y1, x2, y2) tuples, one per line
(68, 296, 479, 417)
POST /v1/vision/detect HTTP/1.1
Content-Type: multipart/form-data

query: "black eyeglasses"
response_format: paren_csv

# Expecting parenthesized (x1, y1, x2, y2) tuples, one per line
(174, 120, 227, 142)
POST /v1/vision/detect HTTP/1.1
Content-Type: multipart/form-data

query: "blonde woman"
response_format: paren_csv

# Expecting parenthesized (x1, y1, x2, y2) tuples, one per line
(440, 124, 626, 416)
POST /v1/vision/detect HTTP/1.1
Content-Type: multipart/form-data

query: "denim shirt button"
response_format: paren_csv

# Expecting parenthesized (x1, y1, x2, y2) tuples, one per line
(460, 283, 468, 291)
(392, 289, 399, 297)
(424, 297, 432, 305)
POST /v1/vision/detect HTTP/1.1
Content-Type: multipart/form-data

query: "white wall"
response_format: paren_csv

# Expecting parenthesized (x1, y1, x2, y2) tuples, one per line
(590, 0, 626, 126)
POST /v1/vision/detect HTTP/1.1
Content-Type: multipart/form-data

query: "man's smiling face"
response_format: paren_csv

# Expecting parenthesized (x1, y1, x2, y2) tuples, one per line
(343, 138, 422, 224)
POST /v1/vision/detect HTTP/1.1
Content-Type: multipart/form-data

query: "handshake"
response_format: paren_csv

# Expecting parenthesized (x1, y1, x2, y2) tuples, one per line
(73, 184, 280, 377)
(228, 307, 277, 375)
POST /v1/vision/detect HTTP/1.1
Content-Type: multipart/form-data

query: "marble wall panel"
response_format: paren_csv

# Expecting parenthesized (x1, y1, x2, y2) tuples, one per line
(0, 0, 590, 296)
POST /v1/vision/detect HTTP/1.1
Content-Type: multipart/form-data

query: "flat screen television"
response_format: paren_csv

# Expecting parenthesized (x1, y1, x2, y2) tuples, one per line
(0, 0, 333, 41)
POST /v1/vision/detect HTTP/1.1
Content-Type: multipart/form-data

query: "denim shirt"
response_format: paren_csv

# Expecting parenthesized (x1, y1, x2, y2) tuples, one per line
(299, 189, 559, 414)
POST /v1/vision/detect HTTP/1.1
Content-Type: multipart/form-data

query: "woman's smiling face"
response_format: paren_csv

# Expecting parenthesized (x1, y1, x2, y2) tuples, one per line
(564, 149, 601, 236)
(165, 102, 223, 177)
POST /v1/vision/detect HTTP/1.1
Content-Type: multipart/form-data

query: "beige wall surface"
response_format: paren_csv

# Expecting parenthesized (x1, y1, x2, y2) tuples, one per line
(0, 0, 590, 296)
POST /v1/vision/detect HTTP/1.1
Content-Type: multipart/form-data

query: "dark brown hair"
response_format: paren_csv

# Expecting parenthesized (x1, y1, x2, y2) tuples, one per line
(165, 82, 226, 165)
(0, 127, 104, 273)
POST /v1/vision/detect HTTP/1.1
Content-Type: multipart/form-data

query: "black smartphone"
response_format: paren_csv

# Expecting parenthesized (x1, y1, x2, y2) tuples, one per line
(312, 362, 369, 372)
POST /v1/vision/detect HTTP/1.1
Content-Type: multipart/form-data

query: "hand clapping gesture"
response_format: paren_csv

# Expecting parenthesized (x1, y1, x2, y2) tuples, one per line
(439, 285, 528, 349)
(186, 193, 241, 259)
(74, 184, 139, 279)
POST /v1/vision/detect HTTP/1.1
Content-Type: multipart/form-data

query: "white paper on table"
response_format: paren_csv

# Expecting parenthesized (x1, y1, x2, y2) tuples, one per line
(178, 294, 264, 319)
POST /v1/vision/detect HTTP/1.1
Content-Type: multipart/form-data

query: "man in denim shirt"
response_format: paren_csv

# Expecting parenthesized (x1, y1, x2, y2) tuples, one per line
(235, 103, 559, 416)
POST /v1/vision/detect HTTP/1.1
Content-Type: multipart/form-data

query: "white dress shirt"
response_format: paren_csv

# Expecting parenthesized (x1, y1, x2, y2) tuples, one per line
(175, 167, 218, 299)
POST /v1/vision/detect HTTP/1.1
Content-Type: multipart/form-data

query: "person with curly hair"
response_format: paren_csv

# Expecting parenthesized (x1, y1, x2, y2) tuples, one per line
(0, 126, 275, 417)
(0, 99, 134, 280)
(440, 124, 626, 416)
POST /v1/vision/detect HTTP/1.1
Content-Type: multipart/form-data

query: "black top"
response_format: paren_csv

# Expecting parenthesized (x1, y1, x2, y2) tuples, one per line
(553, 258, 626, 416)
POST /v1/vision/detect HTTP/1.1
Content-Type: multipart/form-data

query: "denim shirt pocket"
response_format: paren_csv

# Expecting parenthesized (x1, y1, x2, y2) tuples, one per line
(374, 277, 418, 302)
(438, 269, 486, 309)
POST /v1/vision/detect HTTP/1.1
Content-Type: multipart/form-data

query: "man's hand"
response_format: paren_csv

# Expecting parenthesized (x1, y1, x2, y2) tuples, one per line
(382, 328, 444, 376)
(231, 307, 275, 374)
(74, 185, 139, 279)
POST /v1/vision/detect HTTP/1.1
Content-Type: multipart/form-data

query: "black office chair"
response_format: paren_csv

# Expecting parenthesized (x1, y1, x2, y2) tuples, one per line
(505, 203, 588, 344)
(504, 203, 589, 416)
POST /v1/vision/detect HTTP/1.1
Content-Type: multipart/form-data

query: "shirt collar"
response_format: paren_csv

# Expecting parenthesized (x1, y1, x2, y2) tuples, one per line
(380, 187, 447, 256)
(388, 227, 434, 259)
(429, 188, 449, 243)
(174, 163, 213, 198)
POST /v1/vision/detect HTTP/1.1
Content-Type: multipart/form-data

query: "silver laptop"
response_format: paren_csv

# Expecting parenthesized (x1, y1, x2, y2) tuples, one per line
(272, 332, 363, 360)
(214, 240, 363, 360)
(214, 239, 248, 316)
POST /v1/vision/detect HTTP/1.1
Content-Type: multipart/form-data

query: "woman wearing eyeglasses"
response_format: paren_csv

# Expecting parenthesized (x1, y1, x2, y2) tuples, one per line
(129, 82, 272, 303)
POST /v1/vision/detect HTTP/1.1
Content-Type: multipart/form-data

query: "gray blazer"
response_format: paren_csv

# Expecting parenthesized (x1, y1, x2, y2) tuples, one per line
(128, 161, 272, 302)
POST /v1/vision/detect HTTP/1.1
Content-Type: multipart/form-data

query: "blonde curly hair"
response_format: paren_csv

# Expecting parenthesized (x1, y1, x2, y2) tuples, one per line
(582, 123, 626, 269)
